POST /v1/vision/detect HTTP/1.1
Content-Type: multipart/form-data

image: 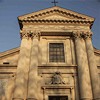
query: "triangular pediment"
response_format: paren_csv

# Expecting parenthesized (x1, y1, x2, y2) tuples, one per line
(35, 13, 78, 20)
(18, 6, 94, 22)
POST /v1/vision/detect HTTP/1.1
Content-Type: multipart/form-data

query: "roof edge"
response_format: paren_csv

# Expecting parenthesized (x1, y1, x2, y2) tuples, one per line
(18, 6, 95, 21)
(0, 47, 20, 57)
(94, 47, 100, 55)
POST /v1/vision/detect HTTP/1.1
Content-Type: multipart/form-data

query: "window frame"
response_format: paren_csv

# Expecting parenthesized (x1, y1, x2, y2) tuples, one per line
(48, 42, 65, 63)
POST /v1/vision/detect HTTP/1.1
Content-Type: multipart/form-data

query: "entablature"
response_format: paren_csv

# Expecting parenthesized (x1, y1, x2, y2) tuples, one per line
(20, 24, 92, 39)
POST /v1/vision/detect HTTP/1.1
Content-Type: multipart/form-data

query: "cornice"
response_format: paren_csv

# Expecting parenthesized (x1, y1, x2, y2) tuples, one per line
(0, 47, 20, 58)
(20, 19, 93, 25)
(18, 6, 94, 30)
(18, 6, 94, 21)
(94, 50, 100, 56)
(0, 65, 17, 68)
(94, 48, 100, 56)
(21, 19, 92, 22)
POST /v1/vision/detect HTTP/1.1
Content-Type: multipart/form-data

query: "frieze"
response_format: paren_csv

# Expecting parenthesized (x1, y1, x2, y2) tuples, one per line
(23, 25, 90, 32)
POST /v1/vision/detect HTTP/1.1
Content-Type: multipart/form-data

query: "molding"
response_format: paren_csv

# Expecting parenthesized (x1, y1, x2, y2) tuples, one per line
(0, 47, 20, 58)
(0, 72, 14, 74)
(18, 6, 94, 30)
(21, 20, 93, 25)
(21, 25, 91, 37)
(42, 36, 70, 40)
(0, 65, 17, 68)
(42, 86, 73, 89)
(18, 6, 94, 21)
(38, 65, 77, 68)
(94, 48, 100, 56)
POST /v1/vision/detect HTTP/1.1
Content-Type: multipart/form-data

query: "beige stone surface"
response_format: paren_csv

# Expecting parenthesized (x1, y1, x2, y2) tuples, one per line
(0, 47, 19, 65)
(0, 6, 100, 100)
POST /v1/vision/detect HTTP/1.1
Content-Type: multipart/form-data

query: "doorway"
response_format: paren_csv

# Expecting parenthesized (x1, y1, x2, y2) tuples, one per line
(49, 96, 68, 100)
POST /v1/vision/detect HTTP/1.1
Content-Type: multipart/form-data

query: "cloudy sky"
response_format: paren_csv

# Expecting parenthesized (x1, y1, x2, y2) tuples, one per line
(0, 0, 100, 52)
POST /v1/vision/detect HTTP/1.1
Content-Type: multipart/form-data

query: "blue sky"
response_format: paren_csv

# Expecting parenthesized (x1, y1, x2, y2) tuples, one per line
(0, 0, 100, 52)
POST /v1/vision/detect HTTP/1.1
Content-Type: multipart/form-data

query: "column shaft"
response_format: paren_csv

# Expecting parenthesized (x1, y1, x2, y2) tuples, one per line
(85, 34, 100, 100)
(27, 31, 40, 100)
(13, 33, 32, 100)
(74, 32, 93, 100)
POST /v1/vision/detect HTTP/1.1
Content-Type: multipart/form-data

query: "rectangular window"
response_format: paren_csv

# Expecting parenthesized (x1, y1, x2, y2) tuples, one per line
(49, 43, 65, 62)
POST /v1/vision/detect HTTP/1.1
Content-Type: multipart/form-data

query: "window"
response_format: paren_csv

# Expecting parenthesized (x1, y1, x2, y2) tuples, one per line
(49, 43, 65, 62)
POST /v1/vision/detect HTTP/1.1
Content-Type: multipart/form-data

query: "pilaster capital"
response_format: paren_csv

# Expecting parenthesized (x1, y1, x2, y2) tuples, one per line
(83, 32, 92, 39)
(31, 30, 41, 39)
(20, 30, 32, 39)
(72, 31, 82, 39)
(72, 31, 92, 40)
(20, 30, 41, 40)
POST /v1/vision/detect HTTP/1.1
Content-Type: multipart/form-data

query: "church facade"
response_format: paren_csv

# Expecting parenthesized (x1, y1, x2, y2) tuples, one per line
(0, 6, 100, 100)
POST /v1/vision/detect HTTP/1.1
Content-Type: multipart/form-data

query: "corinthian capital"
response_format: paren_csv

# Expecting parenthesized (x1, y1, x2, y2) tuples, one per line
(83, 32, 92, 39)
(20, 30, 32, 39)
(72, 31, 82, 39)
(32, 30, 41, 39)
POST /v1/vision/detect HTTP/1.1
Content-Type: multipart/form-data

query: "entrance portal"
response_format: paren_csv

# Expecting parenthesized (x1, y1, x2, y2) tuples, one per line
(49, 96, 68, 100)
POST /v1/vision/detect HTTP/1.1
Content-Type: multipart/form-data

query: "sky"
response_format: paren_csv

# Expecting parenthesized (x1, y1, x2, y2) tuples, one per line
(0, 0, 100, 52)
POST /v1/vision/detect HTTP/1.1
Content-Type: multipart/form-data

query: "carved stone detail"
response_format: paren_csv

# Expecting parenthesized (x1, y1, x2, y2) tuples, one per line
(72, 31, 82, 39)
(20, 30, 41, 39)
(72, 31, 92, 40)
(50, 72, 65, 84)
(32, 30, 41, 39)
(20, 30, 31, 39)
(83, 32, 92, 39)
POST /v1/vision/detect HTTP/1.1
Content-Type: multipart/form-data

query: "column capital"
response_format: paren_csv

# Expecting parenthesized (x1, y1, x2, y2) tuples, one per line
(20, 30, 32, 39)
(83, 32, 92, 39)
(20, 30, 41, 39)
(31, 30, 41, 39)
(72, 31, 93, 40)
(72, 31, 82, 39)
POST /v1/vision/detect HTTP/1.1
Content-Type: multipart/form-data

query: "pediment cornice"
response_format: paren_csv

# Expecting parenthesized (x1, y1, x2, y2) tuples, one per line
(0, 47, 20, 58)
(20, 19, 92, 25)
(18, 6, 94, 22)
(94, 48, 100, 56)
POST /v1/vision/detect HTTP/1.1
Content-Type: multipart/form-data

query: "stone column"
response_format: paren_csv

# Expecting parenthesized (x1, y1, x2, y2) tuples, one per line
(13, 31, 32, 100)
(84, 32, 100, 100)
(72, 31, 93, 100)
(27, 30, 41, 100)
